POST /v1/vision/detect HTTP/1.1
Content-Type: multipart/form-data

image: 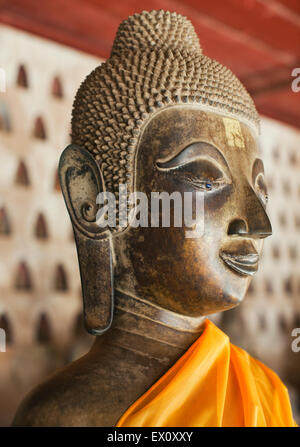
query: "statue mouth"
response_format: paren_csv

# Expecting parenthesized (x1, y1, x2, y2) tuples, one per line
(219, 249, 259, 276)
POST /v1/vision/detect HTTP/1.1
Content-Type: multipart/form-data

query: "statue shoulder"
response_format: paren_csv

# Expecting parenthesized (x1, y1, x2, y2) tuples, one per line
(12, 343, 157, 427)
(11, 354, 111, 427)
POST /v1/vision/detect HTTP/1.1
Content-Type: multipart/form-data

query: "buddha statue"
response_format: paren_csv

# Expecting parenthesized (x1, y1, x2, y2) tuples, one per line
(13, 10, 296, 427)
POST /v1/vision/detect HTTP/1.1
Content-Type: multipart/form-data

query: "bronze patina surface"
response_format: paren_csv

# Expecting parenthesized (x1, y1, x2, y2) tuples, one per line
(12, 10, 272, 426)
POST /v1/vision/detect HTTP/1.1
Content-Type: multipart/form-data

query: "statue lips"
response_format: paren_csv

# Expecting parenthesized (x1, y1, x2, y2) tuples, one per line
(219, 244, 259, 277)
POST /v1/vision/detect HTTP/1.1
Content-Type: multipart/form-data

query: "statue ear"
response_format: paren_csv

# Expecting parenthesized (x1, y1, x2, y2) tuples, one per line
(59, 144, 114, 335)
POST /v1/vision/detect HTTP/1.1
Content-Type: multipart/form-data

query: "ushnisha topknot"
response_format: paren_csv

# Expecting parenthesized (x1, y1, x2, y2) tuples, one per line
(110, 10, 201, 56)
(72, 9, 260, 221)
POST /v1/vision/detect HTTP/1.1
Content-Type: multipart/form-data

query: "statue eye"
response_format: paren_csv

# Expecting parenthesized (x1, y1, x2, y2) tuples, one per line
(254, 173, 268, 208)
(174, 159, 231, 192)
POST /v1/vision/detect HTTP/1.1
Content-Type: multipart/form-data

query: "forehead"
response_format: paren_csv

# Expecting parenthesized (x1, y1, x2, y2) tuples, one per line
(136, 106, 260, 164)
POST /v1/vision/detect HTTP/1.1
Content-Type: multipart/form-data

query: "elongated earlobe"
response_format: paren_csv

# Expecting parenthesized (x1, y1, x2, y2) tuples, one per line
(74, 229, 114, 334)
(59, 144, 114, 334)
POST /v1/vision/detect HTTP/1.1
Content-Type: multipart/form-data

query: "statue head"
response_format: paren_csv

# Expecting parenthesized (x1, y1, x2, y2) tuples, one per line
(59, 10, 272, 335)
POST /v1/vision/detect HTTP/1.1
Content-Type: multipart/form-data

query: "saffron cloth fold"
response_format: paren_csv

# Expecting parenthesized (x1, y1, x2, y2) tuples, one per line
(116, 319, 297, 427)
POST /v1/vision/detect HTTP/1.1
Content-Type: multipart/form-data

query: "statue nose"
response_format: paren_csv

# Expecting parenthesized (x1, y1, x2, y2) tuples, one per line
(227, 183, 273, 239)
(227, 214, 272, 239)
(228, 218, 248, 236)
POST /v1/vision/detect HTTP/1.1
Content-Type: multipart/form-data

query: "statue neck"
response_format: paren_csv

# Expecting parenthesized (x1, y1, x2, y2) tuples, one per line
(91, 289, 206, 365)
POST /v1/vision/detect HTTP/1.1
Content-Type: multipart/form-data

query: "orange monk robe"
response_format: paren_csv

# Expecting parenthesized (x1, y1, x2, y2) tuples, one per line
(116, 319, 297, 427)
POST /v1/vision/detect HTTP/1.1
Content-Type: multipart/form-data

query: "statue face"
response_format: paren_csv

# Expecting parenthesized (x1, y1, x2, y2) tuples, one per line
(114, 107, 272, 317)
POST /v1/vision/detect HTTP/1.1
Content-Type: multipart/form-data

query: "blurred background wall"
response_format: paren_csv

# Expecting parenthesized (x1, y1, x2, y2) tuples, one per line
(0, 0, 299, 426)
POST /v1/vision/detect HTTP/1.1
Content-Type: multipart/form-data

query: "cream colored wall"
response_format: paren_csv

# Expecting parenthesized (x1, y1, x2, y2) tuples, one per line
(0, 24, 102, 347)
(0, 25, 100, 425)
